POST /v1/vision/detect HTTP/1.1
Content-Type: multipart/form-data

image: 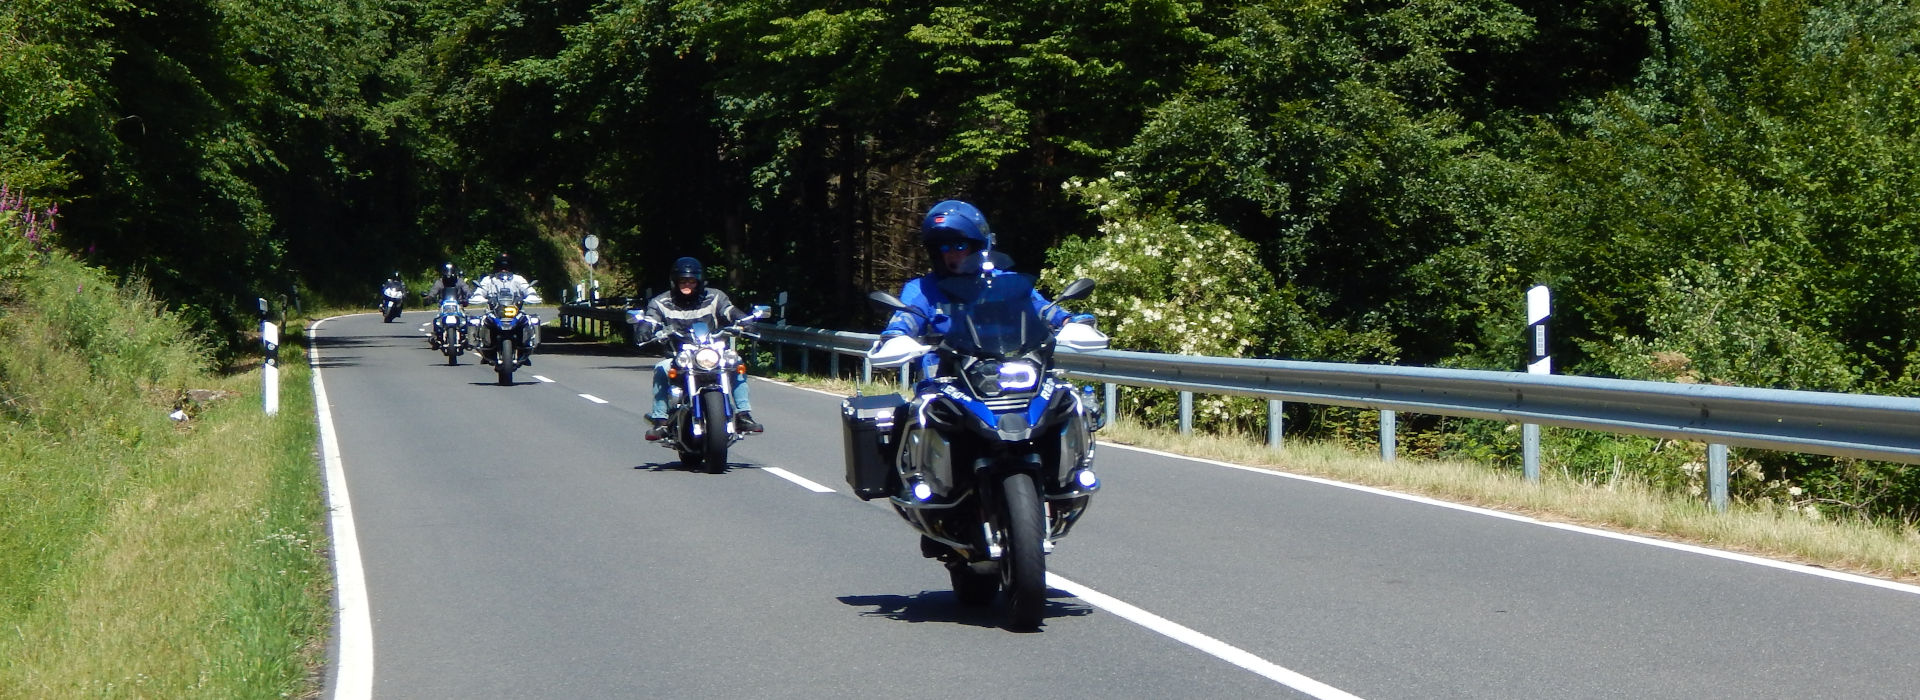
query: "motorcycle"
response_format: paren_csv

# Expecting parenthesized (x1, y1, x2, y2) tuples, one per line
(856, 256, 1109, 629)
(629, 306, 770, 473)
(379, 281, 405, 322)
(475, 288, 539, 385)
(430, 295, 468, 365)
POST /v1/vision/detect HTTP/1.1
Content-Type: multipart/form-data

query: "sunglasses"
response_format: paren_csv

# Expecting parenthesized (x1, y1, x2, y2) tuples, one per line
(937, 242, 979, 253)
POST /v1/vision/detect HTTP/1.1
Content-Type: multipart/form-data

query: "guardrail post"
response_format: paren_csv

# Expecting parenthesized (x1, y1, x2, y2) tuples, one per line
(1709, 443, 1729, 513)
(830, 352, 841, 379)
(1267, 399, 1283, 450)
(899, 362, 911, 392)
(801, 347, 811, 375)
(1380, 410, 1396, 462)
(1522, 424, 1541, 482)
(1179, 391, 1193, 435)
(1104, 383, 1118, 427)
(773, 341, 783, 372)
(861, 357, 872, 385)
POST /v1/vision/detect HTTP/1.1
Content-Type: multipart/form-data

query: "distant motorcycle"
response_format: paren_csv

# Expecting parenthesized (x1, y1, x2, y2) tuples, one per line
(430, 296, 468, 365)
(379, 281, 405, 323)
(631, 308, 769, 473)
(476, 289, 538, 385)
(854, 256, 1108, 630)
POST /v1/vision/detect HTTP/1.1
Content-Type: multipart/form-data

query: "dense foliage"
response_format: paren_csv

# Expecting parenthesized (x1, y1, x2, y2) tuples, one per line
(6, 0, 1920, 520)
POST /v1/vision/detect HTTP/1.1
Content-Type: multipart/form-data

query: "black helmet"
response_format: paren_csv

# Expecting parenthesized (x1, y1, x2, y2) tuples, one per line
(493, 254, 511, 273)
(669, 257, 705, 303)
(441, 263, 457, 284)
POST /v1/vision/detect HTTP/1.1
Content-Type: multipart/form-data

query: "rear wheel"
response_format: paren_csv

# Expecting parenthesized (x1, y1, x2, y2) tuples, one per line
(700, 391, 729, 473)
(998, 471, 1047, 630)
(496, 339, 516, 385)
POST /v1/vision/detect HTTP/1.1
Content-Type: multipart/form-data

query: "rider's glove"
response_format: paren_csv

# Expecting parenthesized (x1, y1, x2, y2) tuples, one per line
(1060, 313, 1096, 329)
(880, 329, 906, 340)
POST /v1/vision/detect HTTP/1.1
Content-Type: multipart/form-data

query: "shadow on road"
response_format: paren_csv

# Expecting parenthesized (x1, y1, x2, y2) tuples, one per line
(837, 590, 1092, 631)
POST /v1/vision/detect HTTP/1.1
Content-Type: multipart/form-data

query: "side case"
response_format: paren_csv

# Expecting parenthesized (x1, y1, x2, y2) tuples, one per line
(841, 394, 906, 500)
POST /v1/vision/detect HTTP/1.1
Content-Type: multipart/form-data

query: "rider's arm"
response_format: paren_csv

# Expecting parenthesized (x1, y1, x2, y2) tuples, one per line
(1030, 289, 1093, 328)
(882, 278, 933, 338)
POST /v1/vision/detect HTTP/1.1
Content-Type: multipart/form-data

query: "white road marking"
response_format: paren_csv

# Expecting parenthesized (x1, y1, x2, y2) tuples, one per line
(1049, 573, 1363, 698)
(763, 466, 835, 493)
(533, 375, 555, 383)
(310, 316, 374, 700)
(579, 393, 609, 404)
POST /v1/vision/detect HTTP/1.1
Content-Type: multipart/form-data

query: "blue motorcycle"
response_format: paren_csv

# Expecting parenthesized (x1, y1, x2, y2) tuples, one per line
(430, 295, 469, 365)
(477, 289, 537, 385)
(858, 258, 1108, 629)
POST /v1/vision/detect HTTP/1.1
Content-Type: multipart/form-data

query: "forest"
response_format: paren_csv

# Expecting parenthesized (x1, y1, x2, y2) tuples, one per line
(5, 0, 1920, 519)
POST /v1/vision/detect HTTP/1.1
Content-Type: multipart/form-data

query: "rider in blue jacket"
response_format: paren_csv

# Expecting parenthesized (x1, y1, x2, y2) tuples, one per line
(881, 200, 1092, 376)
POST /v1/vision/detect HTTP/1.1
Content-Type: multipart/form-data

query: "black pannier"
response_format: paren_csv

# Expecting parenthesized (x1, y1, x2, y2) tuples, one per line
(841, 394, 906, 500)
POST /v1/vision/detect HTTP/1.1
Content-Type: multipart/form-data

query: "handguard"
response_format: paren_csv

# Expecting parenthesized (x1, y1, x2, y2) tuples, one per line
(868, 334, 931, 368)
(1055, 321, 1109, 351)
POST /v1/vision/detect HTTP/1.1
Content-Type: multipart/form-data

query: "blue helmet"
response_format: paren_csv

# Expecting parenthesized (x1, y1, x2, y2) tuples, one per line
(921, 200, 993, 249)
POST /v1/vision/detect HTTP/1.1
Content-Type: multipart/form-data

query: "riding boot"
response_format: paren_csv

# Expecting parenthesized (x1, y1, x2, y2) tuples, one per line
(644, 417, 669, 442)
(734, 411, 764, 433)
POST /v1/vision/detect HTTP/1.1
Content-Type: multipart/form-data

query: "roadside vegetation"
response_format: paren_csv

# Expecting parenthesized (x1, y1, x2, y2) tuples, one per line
(0, 204, 330, 697)
(775, 372, 1920, 585)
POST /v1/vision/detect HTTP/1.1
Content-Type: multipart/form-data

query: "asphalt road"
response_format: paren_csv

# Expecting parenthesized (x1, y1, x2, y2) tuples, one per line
(312, 310, 1920, 699)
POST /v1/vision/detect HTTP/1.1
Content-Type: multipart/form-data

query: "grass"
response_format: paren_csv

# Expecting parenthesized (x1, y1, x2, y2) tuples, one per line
(769, 371, 1920, 585)
(0, 253, 330, 698)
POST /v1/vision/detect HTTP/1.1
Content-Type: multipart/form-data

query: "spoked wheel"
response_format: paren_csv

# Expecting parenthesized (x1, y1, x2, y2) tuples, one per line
(496, 340, 516, 385)
(997, 471, 1047, 630)
(700, 391, 729, 474)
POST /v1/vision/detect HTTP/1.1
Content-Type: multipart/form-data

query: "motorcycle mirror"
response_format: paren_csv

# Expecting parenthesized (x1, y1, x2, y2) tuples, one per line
(752, 304, 772, 319)
(868, 290, 920, 316)
(1057, 277, 1097, 302)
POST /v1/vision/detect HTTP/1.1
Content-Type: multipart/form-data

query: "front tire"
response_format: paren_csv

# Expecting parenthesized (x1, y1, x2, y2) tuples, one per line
(700, 391, 729, 474)
(998, 471, 1047, 630)
(496, 339, 516, 385)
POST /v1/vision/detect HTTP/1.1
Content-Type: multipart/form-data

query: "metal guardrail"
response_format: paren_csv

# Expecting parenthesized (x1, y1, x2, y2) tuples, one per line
(566, 311, 1920, 509)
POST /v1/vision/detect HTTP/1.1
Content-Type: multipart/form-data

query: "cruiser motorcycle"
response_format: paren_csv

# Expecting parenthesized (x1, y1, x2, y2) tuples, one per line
(858, 257, 1108, 630)
(630, 307, 769, 473)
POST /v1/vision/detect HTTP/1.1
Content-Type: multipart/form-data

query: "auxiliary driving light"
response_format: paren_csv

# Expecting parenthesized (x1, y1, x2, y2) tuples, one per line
(910, 480, 934, 502)
(1075, 469, 1099, 489)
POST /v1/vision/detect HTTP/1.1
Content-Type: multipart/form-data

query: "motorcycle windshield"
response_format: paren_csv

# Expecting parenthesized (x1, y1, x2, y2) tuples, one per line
(936, 272, 1051, 359)
(684, 321, 712, 345)
(488, 289, 524, 308)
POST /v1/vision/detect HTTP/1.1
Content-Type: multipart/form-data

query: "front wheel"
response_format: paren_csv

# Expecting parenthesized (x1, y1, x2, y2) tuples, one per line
(496, 339, 516, 385)
(699, 390, 729, 473)
(998, 471, 1047, 630)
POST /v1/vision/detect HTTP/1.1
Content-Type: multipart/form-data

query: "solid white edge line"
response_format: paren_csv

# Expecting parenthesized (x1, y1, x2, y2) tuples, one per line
(1099, 441, 1920, 597)
(310, 317, 374, 700)
(533, 375, 555, 383)
(763, 466, 836, 493)
(1048, 573, 1363, 699)
(579, 393, 609, 404)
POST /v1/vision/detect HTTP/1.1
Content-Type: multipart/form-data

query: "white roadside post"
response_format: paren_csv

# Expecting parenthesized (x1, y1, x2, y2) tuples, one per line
(1524, 285, 1551, 482)
(259, 297, 279, 416)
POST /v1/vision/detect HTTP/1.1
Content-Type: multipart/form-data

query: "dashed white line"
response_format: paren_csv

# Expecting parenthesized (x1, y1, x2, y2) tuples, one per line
(533, 375, 554, 383)
(763, 466, 835, 493)
(578, 393, 609, 404)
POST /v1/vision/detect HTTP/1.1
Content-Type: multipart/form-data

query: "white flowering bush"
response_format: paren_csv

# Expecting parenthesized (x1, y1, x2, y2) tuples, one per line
(1042, 175, 1288, 432)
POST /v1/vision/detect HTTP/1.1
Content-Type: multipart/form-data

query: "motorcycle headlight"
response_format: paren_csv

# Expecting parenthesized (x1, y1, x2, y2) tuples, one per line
(693, 347, 723, 372)
(502, 305, 519, 318)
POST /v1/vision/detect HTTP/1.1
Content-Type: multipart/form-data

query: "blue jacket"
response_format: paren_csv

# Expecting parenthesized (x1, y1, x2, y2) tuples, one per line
(882, 271, 1072, 338)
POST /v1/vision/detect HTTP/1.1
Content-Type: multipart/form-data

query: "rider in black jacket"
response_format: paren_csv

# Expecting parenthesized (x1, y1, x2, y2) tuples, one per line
(633, 257, 763, 439)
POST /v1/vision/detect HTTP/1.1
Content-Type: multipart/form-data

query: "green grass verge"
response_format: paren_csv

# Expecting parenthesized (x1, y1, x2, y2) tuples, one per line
(0, 255, 330, 698)
(769, 372, 1920, 584)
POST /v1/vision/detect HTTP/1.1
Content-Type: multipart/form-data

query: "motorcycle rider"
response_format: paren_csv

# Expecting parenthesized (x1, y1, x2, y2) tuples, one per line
(469, 254, 542, 365)
(879, 199, 1094, 376)
(426, 262, 470, 306)
(633, 256, 763, 440)
(379, 272, 405, 309)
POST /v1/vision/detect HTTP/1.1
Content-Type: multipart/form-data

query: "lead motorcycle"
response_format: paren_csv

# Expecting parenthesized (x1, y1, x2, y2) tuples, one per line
(628, 306, 770, 473)
(379, 279, 405, 322)
(475, 288, 538, 385)
(430, 295, 468, 365)
(856, 255, 1108, 630)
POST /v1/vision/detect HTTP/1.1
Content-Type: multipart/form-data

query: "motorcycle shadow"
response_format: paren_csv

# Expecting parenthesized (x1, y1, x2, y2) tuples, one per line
(836, 591, 1092, 631)
(631, 460, 746, 474)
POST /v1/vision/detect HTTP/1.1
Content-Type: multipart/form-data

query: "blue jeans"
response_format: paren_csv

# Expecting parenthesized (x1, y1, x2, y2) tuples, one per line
(650, 359, 751, 420)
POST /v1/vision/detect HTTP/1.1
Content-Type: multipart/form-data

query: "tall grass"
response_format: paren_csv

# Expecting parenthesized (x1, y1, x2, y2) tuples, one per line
(0, 238, 329, 696)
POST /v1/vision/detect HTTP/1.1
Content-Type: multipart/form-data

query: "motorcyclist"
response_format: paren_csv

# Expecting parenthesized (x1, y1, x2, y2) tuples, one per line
(632, 256, 763, 440)
(879, 199, 1094, 376)
(379, 273, 405, 308)
(426, 263, 470, 306)
(469, 254, 543, 365)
